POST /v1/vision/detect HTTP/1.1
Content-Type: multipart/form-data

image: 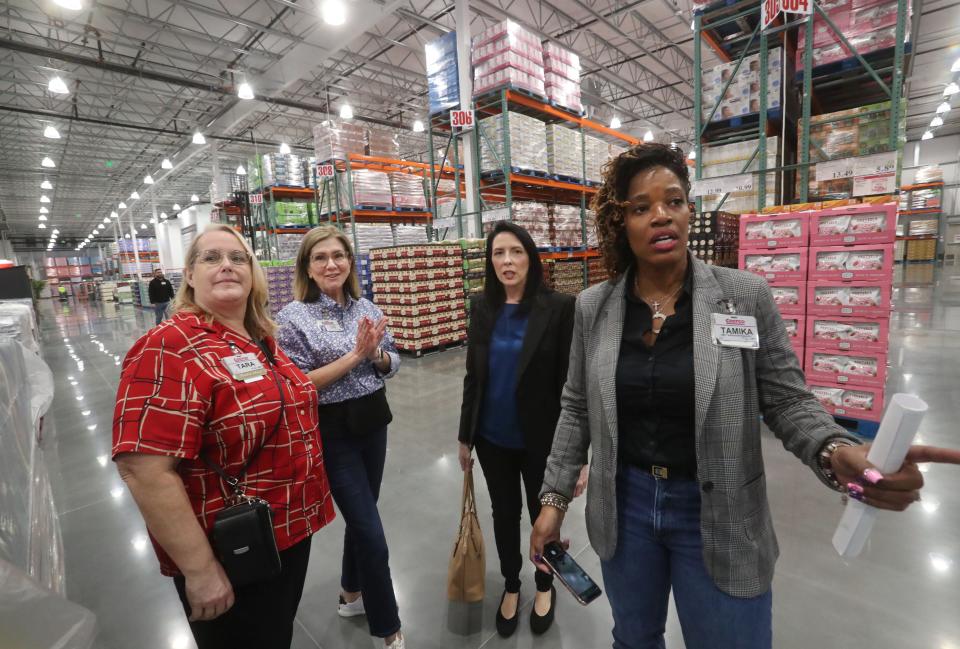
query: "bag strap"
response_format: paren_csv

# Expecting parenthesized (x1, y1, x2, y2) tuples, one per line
(202, 339, 286, 498)
(461, 469, 477, 515)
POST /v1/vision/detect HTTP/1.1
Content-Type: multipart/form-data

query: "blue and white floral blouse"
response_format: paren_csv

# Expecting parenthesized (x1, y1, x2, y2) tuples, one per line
(276, 293, 400, 405)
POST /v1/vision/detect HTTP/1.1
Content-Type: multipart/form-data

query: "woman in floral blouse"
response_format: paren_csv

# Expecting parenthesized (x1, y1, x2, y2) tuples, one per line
(276, 225, 405, 649)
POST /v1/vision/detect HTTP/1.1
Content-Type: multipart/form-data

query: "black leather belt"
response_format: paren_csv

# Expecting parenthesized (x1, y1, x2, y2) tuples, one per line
(632, 462, 697, 481)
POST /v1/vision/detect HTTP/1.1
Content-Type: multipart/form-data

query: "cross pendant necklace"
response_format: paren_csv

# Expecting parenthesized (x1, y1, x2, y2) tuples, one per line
(636, 279, 683, 335)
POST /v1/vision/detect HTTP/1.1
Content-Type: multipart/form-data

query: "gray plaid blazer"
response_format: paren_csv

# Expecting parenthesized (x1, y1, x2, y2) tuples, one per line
(542, 255, 858, 598)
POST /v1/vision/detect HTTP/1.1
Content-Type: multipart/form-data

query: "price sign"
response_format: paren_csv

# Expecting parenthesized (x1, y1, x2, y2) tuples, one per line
(249, 193, 263, 205)
(450, 109, 475, 130)
(762, 0, 810, 31)
(816, 159, 855, 182)
(317, 163, 335, 178)
(690, 178, 726, 198)
(433, 217, 455, 230)
(854, 152, 898, 177)
(761, 0, 781, 30)
(727, 174, 754, 194)
(853, 174, 897, 197)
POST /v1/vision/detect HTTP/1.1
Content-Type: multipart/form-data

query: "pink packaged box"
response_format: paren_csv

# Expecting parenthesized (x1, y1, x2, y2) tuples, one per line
(739, 247, 808, 282)
(740, 212, 809, 250)
(808, 381, 885, 422)
(782, 315, 805, 359)
(768, 281, 806, 316)
(808, 244, 894, 282)
(804, 349, 887, 388)
(809, 203, 896, 246)
(805, 315, 890, 354)
(807, 281, 891, 318)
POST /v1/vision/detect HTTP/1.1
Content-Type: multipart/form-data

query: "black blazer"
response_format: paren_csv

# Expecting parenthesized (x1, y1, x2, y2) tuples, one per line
(458, 290, 576, 460)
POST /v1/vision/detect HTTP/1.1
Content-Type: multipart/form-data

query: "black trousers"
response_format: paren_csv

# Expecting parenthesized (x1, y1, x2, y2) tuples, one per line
(474, 435, 554, 593)
(173, 535, 312, 649)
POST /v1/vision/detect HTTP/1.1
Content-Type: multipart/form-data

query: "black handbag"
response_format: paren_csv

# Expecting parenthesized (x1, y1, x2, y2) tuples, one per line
(202, 341, 285, 588)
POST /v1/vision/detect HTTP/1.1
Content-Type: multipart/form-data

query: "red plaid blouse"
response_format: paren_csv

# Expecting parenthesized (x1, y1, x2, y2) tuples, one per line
(112, 311, 335, 576)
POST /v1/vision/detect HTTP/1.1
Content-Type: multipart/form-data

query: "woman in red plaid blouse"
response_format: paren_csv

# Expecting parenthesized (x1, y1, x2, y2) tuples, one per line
(112, 224, 335, 649)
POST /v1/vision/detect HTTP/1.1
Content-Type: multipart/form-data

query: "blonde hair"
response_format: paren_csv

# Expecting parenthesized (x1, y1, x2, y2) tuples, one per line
(293, 225, 360, 302)
(173, 223, 276, 339)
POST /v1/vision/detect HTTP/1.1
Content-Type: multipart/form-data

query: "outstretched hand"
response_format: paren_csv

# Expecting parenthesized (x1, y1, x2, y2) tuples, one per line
(832, 444, 960, 511)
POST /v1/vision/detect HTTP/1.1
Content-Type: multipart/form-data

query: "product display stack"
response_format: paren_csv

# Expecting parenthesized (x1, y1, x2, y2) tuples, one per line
(274, 201, 313, 227)
(551, 204, 584, 248)
(739, 202, 896, 426)
(584, 134, 609, 184)
(313, 121, 367, 161)
(388, 172, 428, 210)
(342, 223, 396, 254)
(543, 42, 582, 113)
(546, 124, 583, 181)
(796, 0, 910, 69)
(262, 261, 296, 317)
(544, 259, 584, 295)
(490, 201, 550, 247)
(249, 153, 306, 189)
(339, 169, 393, 209)
(393, 225, 430, 246)
(688, 211, 739, 267)
(472, 20, 545, 98)
(426, 31, 460, 115)
(700, 47, 782, 122)
(700, 137, 779, 213)
(478, 111, 548, 175)
(587, 257, 606, 288)
(370, 243, 468, 354)
(357, 254, 373, 301)
(461, 239, 486, 300)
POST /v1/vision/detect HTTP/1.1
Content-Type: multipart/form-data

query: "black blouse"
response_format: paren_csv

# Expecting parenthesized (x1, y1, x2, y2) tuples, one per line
(615, 267, 697, 478)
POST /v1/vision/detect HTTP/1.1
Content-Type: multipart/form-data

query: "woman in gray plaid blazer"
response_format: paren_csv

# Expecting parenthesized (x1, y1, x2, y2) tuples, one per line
(529, 144, 960, 649)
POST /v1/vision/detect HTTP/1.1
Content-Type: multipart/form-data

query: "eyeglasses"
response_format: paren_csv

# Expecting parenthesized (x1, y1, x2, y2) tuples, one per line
(197, 249, 251, 266)
(310, 251, 350, 265)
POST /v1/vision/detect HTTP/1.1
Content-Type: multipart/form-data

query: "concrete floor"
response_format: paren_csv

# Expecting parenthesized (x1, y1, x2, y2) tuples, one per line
(37, 266, 960, 649)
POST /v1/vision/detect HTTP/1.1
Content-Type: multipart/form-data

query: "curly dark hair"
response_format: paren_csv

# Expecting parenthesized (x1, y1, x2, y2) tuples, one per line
(590, 143, 691, 279)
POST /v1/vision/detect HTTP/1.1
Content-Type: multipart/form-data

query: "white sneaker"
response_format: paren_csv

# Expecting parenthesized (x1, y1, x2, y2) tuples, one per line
(337, 594, 366, 617)
(385, 631, 405, 649)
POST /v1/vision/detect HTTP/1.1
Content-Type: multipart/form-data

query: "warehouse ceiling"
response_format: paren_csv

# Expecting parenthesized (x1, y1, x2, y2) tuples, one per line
(0, 0, 954, 248)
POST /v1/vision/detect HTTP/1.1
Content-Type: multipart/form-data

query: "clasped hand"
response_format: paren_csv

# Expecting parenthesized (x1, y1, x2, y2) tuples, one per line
(353, 316, 388, 362)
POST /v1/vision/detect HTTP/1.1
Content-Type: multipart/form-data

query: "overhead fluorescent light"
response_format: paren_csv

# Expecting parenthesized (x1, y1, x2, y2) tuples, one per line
(237, 82, 254, 100)
(150, 218, 157, 224)
(118, 201, 127, 209)
(931, 115, 944, 128)
(160, 212, 168, 219)
(236, 164, 247, 176)
(609, 115, 621, 129)
(41, 156, 56, 168)
(54, 0, 84, 8)
(172, 204, 181, 212)
(340, 103, 354, 120)
(279, 142, 291, 154)
(192, 131, 206, 144)
(937, 101, 952, 114)
(688, 150, 697, 160)
(922, 130, 934, 140)
(143, 174, 155, 185)
(140, 223, 147, 230)
(161, 158, 173, 169)
(110, 211, 118, 218)
(322, 0, 347, 25)
(97, 224, 104, 230)
(43, 125, 61, 139)
(102, 217, 110, 223)
(952, 58, 960, 73)
(643, 130, 655, 142)
(944, 82, 959, 96)
(413, 120, 425, 133)
(38, 215, 47, 221)
(38, 223, 47, 229)
(40, 180, 52, 189)
(190, 194, 199, 202)
(40, 195, 50, 203)
(39, 207, 48, 214)
(47, 76, 69, 94)
(130, 191, 140, 200)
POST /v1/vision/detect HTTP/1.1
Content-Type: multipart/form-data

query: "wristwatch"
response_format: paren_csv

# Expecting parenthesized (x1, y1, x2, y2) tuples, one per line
(817, 438, 859, 491)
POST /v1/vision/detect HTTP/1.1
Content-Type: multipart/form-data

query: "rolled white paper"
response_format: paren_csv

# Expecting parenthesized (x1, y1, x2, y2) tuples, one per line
(832, 393, 928, 558)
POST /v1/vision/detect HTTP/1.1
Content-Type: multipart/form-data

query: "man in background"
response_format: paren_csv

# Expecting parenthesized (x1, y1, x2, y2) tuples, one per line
(147, 268, 175, 325)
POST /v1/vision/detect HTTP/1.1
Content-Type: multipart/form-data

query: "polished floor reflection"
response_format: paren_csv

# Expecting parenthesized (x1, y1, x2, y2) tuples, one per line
(37, 266, 960, 649)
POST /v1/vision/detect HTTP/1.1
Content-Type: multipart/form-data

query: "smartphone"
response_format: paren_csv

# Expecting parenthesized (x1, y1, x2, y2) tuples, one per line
(542, 541, 603, 605)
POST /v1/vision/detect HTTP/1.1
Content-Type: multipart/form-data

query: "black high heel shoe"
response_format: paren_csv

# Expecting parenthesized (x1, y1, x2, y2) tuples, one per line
(495, 588, 520, 638)
(529, 586, 556, 635)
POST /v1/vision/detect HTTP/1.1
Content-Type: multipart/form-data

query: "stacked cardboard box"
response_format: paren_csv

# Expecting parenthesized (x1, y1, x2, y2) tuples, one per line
(552, 205, 583, 247)
(546, 124, 583, 179)
(544, 42, 582, 112)
(700, 137, 779, 214)
(371, 244, 468, 352)
(263, 261, 296, 317)
(544, 259, 584, 295)
(587, 257, 606, 288)
(701, 48, 782, 122)
(313, 121, 367, 161)
(249, 153, 306, 189)
(388, 172, 427, 210)
(426, 31, 460, 115)
(461, 239, 486, 299)
(472, 20, 545, 97)
(367, 128, 400, 159)
(796, 0, 910, 69)
(478, 111, 548, 175)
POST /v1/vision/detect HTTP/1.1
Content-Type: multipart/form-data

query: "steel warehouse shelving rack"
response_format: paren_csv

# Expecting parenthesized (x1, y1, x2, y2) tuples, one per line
(897, 181, 945, 264)
(692, 0, 912, 213)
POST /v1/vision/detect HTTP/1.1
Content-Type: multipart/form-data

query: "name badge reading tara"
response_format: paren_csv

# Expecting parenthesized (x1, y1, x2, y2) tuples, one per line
(221, 353, 268, 382)
(711, 313, 760, 349)
(319, 319, 344, 333)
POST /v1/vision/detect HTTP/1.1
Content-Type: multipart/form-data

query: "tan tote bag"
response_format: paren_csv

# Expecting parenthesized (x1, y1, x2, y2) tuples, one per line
(447, 469, 486, 602)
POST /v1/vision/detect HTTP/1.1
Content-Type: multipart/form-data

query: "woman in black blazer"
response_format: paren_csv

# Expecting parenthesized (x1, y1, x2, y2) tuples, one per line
(457, 221, 575, 638)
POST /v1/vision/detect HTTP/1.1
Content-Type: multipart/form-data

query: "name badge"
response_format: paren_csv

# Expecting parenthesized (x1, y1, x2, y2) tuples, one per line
(319, 319, 343, 333)
(711, 313, 760, 349)
(221, 353, 268, 381)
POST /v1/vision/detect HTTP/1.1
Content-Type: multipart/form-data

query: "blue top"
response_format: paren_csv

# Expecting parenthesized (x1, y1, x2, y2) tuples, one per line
(275, 293, 400, 405)
(479, 303, 529, 449)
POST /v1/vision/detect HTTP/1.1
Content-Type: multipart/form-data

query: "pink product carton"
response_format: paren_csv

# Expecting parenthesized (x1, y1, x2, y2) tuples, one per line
(808, 381, 885, 422)
(739, 248, 808, 283)
(767, 281, 807, 316)
(740, 212, 810, 250)
(804, 348, 887, 388)
(808, 243, 894, 283)
(809, 203, 896, 246)
(807, 281, 892, 318)
(805, 315, 890, 354)
(782, 316, 806, 359)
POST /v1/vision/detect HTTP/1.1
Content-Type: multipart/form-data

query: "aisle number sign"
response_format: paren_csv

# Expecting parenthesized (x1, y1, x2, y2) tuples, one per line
(249, 193, 263, 205)
(762, 0, 811, 31)
(450, 109, 475, 130)
(317, 163, 336, 178)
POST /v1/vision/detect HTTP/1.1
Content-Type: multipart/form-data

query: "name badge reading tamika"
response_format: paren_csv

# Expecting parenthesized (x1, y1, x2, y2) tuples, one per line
(319, 319, 343, 333)
(711, 313, 760, 349)
(221, 353, 268, 381)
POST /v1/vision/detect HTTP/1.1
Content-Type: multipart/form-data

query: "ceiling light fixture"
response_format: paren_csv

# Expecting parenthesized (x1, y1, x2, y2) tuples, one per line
(38, 215, 47, 222)
(150, 218, 157, 224)
(143, 174, 155, 185)
(922, 130, 934, 140)
(279, 142, 291, 154)
(130, 191, 140, 200)
(643, 130, 655, 142)
(172, 203, 181, 212)
(322, 0, 348, 26)
(160, 212, 168, 219)
(236, 164, 247, 176)
(40, 195, 50, 203)
(931, 115, 944, 128)
(41, 156, 56, 168)
(937, 101, 952, 114)
(118, 201, 127, 209)
(237, 82, 255, 100)
(47, 76, 69, 94)
(54, 0, 84, 9)
(944, 82, 959, 96)
(688, 150, 697, 160)
(38, 223, 47, 229)
(340, 103, 354, 120)
(43, 125, 61, 139)
(192, 131, 206, 145)
(111, 211, 118, 218)
(102, 217, 110, 223)
(412, 120, 425, 133)
(124, 233, 130, 239)
(40, 180, 52, 189)
(952, 58, 960, 73)
(97, 224, 104, 230)
(609, 115, 622, 129)
(161, 158, 173, 169)
(191, 194, 199, 202)
(39, 207, 48, 214)
(140, 223, 147, 230)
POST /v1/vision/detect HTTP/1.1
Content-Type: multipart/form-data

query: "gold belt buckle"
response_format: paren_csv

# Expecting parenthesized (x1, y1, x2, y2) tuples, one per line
(651, 465, 669, 479)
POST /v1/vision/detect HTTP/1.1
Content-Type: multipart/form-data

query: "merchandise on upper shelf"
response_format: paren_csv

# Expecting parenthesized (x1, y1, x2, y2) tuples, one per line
(388, 172, 428, 210)
(313, 121, 367, 161)
(545, 124, 583, 180)
(341, 223, 396, 255)
(700, 48, 782, 122)
(472, 20, 545, 97)
(478, 111, 548, 175)
(273, 201, 313, 227)
(367, 128, 400, 159)
(339, 169, 393, 209)
(484, 201, 550, 247)
(426, 31, 460, 115)
(584, 136, 627, 184)
(913, 165, 943, 184)
(543, 42, 582, 112)
(249, 153, 306, 189)
(795, 0, 911, 69)
(907, 219, 938, 236)
(698, 136, 779, 214)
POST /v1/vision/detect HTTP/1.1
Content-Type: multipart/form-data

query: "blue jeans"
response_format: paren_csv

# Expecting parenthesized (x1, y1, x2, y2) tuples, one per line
(321, 426, 400, 638)
(153, 301, 169, 325)
(600, 467, 772, 649)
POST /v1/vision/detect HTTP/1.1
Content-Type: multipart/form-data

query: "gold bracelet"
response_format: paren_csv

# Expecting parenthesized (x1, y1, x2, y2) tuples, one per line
(539, 492, 570, 512)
